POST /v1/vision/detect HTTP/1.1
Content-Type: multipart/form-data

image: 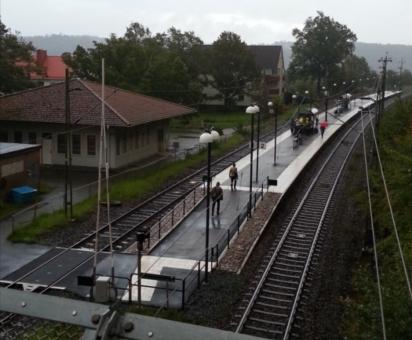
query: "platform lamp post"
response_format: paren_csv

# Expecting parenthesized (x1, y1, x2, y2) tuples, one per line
(246, 105, 259, 217)
(255, 105, 261, 183)
(292, 94, 297, 111)
(333, 83, 337, 95)
(268, 101, 277, 165)
(304, 90, 310, 106)
(322, 86, 329, 121)
(199, 129, 219, 283)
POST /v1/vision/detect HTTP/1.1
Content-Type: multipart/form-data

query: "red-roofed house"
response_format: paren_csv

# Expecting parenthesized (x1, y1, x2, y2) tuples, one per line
(0, 80, 195, 169)
(17, 49, 68, 86)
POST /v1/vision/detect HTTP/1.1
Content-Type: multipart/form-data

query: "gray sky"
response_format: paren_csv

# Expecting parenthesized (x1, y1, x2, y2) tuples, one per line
(2, 0, 411, 45)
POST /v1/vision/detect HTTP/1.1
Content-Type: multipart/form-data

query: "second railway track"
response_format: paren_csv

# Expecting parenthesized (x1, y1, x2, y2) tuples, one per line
(234, 112, 373, 339)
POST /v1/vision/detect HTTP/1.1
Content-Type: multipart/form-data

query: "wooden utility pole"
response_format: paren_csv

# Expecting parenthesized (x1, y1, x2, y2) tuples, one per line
(64, 69, 74, 220)
(399, 58, 404, 91)
(376, 55, 392, 126)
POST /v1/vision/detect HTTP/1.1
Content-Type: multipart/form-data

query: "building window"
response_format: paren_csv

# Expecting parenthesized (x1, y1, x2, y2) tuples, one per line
(72, 134, 81, 155)
(57, 134, 66, 154)
(0, 131, 8, 142)
(128, 131, 133, 150)
(28, 132, 37, 144)
(122, 134, 127, 153)
(146, 127, 150, 145)
(135, 131, 139, 148)
(87, 135, 96, 156)
(116, 134, 121, 155)
(14, 131, 23, 143)
(141, 130, 145, 146)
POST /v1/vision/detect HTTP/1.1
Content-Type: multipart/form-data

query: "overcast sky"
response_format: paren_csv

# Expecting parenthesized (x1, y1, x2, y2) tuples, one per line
(2, 0, 411, 45)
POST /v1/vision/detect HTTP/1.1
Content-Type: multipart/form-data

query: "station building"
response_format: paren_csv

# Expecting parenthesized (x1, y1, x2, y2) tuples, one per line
(0, 80, 195, 169)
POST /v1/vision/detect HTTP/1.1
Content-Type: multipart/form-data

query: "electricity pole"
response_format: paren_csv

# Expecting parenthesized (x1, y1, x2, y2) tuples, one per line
(377, 55, 392, 126)
(64, 69, 74, 220)
(399, 58, 404, 92)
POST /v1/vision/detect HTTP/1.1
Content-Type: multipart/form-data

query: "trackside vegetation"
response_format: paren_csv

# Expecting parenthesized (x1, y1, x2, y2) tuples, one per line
(342, 98, 412, 338)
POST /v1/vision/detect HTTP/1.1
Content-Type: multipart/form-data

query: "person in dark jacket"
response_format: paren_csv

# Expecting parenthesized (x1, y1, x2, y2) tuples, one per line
(211, 182, 223, 216)
(229, 163, 238, 191)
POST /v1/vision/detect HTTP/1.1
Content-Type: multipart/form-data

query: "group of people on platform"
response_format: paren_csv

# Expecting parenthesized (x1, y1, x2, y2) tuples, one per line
(210, 162, 238, 216)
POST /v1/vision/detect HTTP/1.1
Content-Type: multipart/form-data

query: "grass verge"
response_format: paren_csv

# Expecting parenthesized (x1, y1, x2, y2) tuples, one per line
(341, 98, 412, 339)
(170, 111, 250, 130)
(170, 105, 297, 131)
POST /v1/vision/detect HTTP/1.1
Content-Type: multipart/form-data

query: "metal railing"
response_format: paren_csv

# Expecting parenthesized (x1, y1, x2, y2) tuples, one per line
(126, 179, 268, 310)
(142, 186, 205, 252)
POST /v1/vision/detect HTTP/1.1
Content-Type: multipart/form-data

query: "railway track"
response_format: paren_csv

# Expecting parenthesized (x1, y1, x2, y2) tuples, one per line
(0, 121, 289, 333)
(234, 113, 371, 339)
(72, 122, 289, 252)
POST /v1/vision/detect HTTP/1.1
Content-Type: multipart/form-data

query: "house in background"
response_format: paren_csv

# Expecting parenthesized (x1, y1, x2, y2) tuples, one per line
(16, 49, 68, 86)
(249, 45, 285, 97)
(202, 45, 285, 107)
(0, 80, 195, 169)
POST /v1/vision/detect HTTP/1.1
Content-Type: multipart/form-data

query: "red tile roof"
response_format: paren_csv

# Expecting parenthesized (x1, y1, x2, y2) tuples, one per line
(36, 55, 67, 80)
(0, 79, 195, 127)
(15, 50, 68, 80)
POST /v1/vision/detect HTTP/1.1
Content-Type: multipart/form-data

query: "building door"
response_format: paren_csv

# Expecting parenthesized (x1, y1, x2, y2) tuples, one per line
(157, 129, 164, 153)
(41, 133, 52, 164)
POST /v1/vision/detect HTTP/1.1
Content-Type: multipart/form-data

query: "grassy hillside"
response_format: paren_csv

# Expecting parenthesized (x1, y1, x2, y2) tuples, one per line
(342, 98, 412, 338)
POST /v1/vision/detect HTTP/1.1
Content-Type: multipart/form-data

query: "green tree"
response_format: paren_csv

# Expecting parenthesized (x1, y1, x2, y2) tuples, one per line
(341, 54, 376, 92)
(0, 20, 34, 93)
(400, 69, 412, 88)
(289, 12, 357, 94)
(63, 23, 204, 105)
(207, 31, 259, 110)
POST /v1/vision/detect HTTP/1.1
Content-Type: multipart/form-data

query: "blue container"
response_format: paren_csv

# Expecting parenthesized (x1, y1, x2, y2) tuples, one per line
(10, 186, 37, 204)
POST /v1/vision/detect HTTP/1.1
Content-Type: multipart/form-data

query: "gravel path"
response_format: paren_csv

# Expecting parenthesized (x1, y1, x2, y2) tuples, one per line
(219, 192, 280, 273)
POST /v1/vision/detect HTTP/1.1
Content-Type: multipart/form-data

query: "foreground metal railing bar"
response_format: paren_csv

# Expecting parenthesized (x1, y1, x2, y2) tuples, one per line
(0, 287, 263, 340)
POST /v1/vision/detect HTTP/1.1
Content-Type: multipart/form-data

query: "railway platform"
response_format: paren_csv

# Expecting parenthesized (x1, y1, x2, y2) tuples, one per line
(125, 93, 394, 308)
(1, 92, 399, 309)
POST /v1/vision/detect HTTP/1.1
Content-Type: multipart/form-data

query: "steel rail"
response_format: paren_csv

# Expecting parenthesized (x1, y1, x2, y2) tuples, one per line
(236, 113, 372, 338)
(282, 115, 370, 339)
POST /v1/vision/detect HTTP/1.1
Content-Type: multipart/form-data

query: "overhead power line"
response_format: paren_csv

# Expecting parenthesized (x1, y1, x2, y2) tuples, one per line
(361, 109, 387, 340)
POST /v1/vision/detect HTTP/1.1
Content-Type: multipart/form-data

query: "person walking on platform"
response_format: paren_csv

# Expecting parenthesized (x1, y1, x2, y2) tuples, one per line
(211, 182, 223, 216)
(320, 120, 328, 138)
(229, 162, 238, 191)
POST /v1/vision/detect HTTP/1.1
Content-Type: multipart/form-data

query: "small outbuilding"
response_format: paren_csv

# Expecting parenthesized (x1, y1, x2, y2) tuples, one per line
(0, 143, 41, 200)
(0, 80, 195, 169)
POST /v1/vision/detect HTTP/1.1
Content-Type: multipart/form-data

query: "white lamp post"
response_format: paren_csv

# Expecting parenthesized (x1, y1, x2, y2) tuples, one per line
(268, 101, 278, 165)
(254, 105, 261, 183)
(199, 129, 219, 282)
(245, 105, 258, 216)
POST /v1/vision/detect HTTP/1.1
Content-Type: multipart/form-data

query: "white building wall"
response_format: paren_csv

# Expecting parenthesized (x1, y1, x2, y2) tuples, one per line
(0, 120, 169, 169)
